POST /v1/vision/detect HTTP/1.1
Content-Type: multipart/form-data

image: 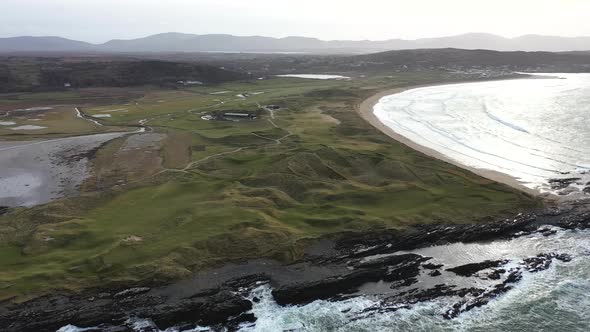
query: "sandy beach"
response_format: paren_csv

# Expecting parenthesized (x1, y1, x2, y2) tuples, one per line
(357, 85, 545, 198)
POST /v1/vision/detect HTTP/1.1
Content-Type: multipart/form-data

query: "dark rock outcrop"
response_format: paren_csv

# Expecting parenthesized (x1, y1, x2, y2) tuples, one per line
(429, 270, 442, 277)
(1, 202, 588, 331)
(273, 254, 428, 306)
(0, 276, 262, 332)
(487, 269, 506, 280)
(443, 252, 564, 319)
(144, 291, 253, 330)
(446, 260, 509, 277)
(548, 178, 581, 190)
(272, 269, 385, 306)
(332, 213, 539, 263)
(422, 262, 444, 270)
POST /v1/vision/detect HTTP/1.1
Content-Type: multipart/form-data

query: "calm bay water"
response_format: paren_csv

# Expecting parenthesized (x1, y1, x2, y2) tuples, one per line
(374, 74, 590, 196)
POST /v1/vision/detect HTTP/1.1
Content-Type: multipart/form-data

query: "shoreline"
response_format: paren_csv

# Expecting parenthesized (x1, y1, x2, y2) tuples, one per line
(357, 82, 549, 199)
(3, 201, 590, 331)
(3, 76, 580, 331)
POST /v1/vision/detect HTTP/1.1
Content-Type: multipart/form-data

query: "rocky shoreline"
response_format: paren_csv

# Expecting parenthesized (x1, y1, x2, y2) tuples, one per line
(1, 201, 589, 331)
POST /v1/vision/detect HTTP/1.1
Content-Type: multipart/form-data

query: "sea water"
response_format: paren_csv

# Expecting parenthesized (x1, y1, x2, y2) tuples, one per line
(374, 74, 590, 196)
(60, 227, 590, 331)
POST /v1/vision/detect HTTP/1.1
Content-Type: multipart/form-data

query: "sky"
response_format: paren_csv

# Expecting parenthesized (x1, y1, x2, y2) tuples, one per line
(1, 0, 590, 43)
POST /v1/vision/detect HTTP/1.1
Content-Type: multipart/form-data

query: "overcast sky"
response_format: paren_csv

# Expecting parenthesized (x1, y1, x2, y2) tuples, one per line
(2, 0, 590, 43)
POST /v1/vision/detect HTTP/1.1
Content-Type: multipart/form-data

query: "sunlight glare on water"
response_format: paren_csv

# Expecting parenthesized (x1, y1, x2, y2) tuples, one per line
(374, 74, 590, 195)
(233, 229, 590, 332)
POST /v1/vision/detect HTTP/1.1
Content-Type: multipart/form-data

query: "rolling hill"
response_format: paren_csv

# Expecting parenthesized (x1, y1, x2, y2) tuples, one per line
(1, 33, 590, 54)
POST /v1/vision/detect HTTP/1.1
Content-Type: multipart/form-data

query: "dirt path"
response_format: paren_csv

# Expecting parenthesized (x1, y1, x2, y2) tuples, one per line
(183, 147, 246, 170)
(75, 107, 103, 127)
(154, 105, 292, 175)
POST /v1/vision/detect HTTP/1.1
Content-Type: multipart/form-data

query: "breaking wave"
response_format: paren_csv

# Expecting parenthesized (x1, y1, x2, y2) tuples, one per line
(374, 74, 590, 196)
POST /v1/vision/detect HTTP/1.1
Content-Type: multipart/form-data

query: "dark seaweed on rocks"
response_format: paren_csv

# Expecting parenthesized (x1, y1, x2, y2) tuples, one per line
(0, 276, 261, 332)
(422, 262, 444, 270)
(141, 291, 254, 330)
(273, 254, 428, 306)
(331, 213, 539, 262)
(446, 260, 509, 277)
(358, 252, 568, 320)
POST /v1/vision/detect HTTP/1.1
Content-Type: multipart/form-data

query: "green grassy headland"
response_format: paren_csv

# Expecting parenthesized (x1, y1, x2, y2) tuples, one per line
(0, 72, 538, 300)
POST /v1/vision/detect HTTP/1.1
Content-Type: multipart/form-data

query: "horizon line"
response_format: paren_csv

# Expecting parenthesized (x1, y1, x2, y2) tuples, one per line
(2, 32, 590, 45)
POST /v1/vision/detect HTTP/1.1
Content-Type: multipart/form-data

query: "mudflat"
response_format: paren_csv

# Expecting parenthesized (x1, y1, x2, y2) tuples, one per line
(0, 132, 125, 207)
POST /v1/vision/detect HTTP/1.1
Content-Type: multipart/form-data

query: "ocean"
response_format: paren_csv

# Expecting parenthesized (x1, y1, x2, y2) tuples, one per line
(374, 74, 590, 197)
(60, 227, 590, 331)
(236, 228, 590, 331)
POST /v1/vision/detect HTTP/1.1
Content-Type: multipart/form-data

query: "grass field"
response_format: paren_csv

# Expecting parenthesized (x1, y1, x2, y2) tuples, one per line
(0, 106, 105, 137)
(0, 73, 539, 300)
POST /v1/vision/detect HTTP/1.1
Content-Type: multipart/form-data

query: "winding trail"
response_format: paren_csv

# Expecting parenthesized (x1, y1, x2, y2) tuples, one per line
(183, 147, 246, 170)
(85, 98, 294, 189)
(251, 104, 293, 145)
(75, 107, 103, 126)
(150, 147, 248, 178)
(144, 104, 293, 181)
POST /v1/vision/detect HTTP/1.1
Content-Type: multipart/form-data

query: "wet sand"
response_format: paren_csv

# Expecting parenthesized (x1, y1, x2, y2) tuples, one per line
(0, 132, 125, 207)
(357, 85, 545, 198)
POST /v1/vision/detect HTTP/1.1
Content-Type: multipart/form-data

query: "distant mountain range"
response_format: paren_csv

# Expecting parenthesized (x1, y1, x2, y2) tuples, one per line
(1, 33, 590, 54)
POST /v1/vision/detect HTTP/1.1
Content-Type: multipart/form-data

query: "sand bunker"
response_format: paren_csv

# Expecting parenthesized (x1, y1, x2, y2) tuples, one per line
(101, 109, 128, 113)
(276, 74, 351, 80)
(9, 125, 47, 130)
(24, 107, 53, 111)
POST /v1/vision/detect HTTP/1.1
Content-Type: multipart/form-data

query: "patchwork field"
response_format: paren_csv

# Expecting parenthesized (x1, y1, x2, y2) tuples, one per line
(0, 73, 538, 300)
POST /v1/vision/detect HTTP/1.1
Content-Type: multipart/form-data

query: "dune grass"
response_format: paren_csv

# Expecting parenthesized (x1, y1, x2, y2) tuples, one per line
(0, 73, 539, 300)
